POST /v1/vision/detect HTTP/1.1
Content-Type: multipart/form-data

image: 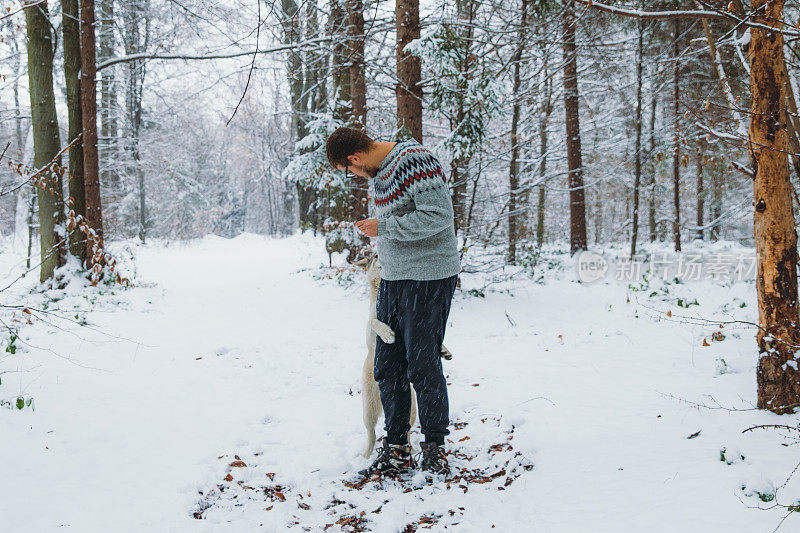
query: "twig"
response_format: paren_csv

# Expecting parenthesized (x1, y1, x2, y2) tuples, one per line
(2, 0, 46, 20)
(226, 0, 264, 126)
(1, 133, 82, 198)
(656, 390, 758, 412)
(742, 424, 800, 434)
(636, 299, 800, 350)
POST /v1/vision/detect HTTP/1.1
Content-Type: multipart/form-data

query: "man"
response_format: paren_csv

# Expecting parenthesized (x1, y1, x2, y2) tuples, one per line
(325, 126, 461, 480)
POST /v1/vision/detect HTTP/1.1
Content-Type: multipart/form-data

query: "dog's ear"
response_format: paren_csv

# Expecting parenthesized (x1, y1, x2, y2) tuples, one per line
(367, 253, 379, 271)
(352, 256, 370, 269)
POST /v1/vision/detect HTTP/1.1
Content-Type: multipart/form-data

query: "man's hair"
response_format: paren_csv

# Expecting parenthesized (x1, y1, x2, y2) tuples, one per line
(326, 127, 375, 168)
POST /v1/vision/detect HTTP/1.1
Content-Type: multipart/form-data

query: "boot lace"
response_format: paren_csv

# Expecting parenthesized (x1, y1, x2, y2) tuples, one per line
(418, 444, 449, 474)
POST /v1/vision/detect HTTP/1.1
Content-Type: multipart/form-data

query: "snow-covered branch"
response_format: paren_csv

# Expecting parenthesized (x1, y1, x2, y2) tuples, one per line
(96, 37, 333, 71)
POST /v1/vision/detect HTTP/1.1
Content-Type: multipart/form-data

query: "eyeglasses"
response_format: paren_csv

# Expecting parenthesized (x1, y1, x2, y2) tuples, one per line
(344, 162, 356, 180)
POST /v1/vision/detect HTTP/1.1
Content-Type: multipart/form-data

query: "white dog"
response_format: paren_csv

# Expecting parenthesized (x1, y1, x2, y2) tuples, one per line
(354, 253, 453, 458)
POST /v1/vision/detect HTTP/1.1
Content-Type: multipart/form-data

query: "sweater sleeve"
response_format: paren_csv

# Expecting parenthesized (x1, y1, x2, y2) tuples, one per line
(377, 178, 454, 241)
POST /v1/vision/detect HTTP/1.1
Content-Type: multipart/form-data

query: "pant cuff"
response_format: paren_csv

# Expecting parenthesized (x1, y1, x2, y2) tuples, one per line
(386, 432, 409, 445)
(423, 435, 445, 446)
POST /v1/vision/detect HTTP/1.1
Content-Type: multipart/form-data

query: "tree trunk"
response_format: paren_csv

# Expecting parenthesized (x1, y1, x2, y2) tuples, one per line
(284, 0, 306, 135)
(648, 88, 657, 241)
(347, 0, 366, 131)
(630, 14, 643, 259)
(395, 0, 422, 142)
(285, 0, 314, 231)
(672, 18, 681, 252)
(750, 0, 800, 414)
(122, 0, 148, 242)
(711, 163, 722, 241)
(464, 155, 481, 245)
(536, 40, 552, 248)
(695, 141, 704, 240)
(450, 0, 474, 239)
(27, 191, 36, 269)
(81, 0, 105, 262)
(307, 0, 327, 113)
(25, 0, 66, 282)
(536, 128, 547, 247)
(562, 1, 587, 254)
(298, 2, 312, 129)
(62, 0, 86, 262)
(10, 19, 32, 253)
(594, 190, 602, 245)
(330, 0, 351, 123)
(507, 0, 528, 263)
(450, 156, 468, 237)
(98, 0, 118, 192)
(346, 0, 369, 260)
(9, 18, 25, 153)
(134, 145, 145, 242)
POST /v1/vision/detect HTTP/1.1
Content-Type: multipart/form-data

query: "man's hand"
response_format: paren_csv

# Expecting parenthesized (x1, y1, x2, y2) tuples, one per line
(355, 218, 378, 237)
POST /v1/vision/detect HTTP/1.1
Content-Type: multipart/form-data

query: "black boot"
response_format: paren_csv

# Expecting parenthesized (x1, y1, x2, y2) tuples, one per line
(359, 440, 415, 477)
(419, 441, 450, 479)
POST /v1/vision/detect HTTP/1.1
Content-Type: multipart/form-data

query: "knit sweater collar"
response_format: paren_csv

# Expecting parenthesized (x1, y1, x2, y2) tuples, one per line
(376, 139, 415, 175)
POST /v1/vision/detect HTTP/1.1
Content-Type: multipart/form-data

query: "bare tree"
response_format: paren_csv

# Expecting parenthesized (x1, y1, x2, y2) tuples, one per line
(750, 0, 800, 413)
(630, 9, 644, 258)
(671, 17, 681, 252)
(121, 0, 150, 242)
(98, 0, 119, 195)
(695, 139, 704, 240)
(395, 0, 422, 141)
(62, 0, 86, 261)
(81, 0, 105, 262)
(563, 1, 587, 254)
(507, 0, 528, 263)
(346, 0, 369, 259)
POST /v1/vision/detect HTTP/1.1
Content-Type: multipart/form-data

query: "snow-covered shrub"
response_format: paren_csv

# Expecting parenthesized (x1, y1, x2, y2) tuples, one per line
(284, 113, 369, 262)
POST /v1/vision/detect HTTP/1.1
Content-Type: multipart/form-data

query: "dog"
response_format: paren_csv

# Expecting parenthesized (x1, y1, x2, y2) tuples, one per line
(353, 253, 453, 458)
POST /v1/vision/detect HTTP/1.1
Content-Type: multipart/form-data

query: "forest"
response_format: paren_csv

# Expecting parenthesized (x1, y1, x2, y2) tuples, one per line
(2, 0, 800, 530)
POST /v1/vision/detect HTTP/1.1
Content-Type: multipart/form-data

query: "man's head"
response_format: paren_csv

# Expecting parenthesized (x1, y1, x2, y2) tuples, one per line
(326, 127, 380, 179)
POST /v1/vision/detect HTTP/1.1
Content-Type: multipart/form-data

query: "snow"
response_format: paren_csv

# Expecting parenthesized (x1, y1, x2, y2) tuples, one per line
(1, 232, 799, 531)
(737, 28, 752, 47)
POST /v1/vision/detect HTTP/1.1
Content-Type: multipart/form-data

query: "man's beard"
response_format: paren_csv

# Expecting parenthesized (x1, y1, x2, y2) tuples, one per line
(354, 163, 379, 178)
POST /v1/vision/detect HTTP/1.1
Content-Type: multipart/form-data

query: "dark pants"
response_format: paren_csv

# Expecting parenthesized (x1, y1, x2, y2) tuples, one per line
(374, 274, 458, 446)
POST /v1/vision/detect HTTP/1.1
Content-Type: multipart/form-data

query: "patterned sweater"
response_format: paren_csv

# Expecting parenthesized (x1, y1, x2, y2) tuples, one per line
(371, 139, 461, 281)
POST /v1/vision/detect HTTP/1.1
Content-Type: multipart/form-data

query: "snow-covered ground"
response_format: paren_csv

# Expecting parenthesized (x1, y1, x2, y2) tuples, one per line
(1, 232, 799, 532)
